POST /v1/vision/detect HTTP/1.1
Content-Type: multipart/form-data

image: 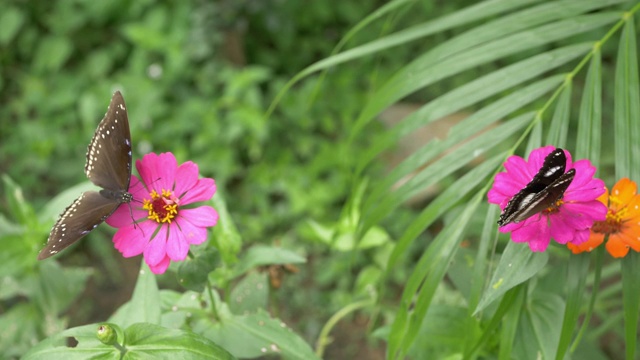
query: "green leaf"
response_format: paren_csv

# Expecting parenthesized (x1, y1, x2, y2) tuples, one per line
(513, 292, 565, 360)
(388, 193, 483, 359)
(2, 174, 35, 226)
(386, 153, 504, 270)
(474, 242, 549, 315)
(195, 307, 319, 360)
(547, 81, 571, 148)
(0, 303, 42, 358)
(109, 262, 160, 327)
(352, 12, 619, 139)
(178, 247, 220, 292)
(32, 36, 73, 73)
(576, 51, 602, 164)
(614, 17, 640, 180)
(211, 193, 242, 265)
(555, 254, 590, 360)
(364, 113, 532, 235)
(124, 323, 235, 359)
(24, 323, 235, 360)
(622, 252, 640, 360)
(0, 6, 25, 45)
(229, 272, 269, 315)
(35, 261, 92, 316)
(268, 0, 542, 116)
(234, 245, 306, 276)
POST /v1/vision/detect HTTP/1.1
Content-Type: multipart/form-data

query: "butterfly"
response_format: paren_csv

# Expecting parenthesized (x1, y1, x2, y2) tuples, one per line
(497, 148, 576, 227)
(38, 91, 133, 260)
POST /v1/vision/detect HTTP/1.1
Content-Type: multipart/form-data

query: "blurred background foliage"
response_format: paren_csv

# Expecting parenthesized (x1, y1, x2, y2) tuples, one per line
(1, 0, 638, 358)
(0, 0, 423, 357)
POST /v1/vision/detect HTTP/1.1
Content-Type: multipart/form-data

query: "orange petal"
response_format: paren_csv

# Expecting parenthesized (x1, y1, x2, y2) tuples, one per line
(596, 187, 609, 206)
(611, 178, 638, 210)
(625, 195, 640, 218)
(569, 233, 604, 254)
(616, 231, 640, 252)
(606, 236, 630, 258)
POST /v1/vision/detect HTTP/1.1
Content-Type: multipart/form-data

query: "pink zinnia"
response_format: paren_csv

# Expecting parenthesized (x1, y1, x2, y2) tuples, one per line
(106, 152, 218, 274)
(487, 146, 607, 252)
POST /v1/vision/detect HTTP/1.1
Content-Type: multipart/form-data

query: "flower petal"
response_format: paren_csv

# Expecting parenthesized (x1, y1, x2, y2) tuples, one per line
(148, 255, 171, 274)
(568, 233, 604, 254)
(165, 223, 190, 261)
(113, 221, 157, 257)
(176, 214, 210, 245)
(180, 178, 216, 204)
(144, 225, 168, 266)
(179, 207, 218, 227)
(174, 161, 199, 197)
(611, 177, 637, 208)
(137, 153, 177, 192)
(606, 235, 631, 258)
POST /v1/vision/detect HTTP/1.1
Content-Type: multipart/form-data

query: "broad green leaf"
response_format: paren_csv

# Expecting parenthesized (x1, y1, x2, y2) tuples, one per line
(229, 272, 269, 315)
(408, 305, 481, 359)
(109, 262, 160, 327)
(124, 322, 235, 359)
(513, 292, 565, 360)
(23, 323, 235, 360)
(195, 306, 319, 360)
(234, 245, 306, 276)
(475, 242, 549, 314)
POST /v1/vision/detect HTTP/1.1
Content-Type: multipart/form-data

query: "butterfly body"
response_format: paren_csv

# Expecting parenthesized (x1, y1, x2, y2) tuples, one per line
(38, 91, 132, 260)
(497, 148, 575, 227)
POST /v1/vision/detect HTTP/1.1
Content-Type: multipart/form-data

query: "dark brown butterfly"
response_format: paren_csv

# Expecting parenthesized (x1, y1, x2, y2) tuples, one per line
(38, 91, 132, 260)
(497, 148, 575, 227)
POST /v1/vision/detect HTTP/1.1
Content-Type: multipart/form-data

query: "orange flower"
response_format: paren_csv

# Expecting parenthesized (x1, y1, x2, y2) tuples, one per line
(568, 178, 640, 257)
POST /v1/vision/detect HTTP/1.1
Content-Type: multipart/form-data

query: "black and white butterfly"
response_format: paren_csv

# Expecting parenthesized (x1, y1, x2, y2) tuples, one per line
(497, 148, 576, 227)
(38, 91, 133, 260)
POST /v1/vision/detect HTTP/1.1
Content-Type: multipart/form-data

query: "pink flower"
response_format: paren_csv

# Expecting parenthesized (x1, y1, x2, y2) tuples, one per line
(487, 146, 607, 252)
(106, 152, 218, 274)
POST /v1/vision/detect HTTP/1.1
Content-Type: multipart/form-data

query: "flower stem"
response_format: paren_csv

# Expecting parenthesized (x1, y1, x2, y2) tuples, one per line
(314, 298, 374, 358)
(206, 278, 220, 321)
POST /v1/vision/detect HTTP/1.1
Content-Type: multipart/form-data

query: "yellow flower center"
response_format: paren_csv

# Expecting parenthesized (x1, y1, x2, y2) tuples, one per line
(143, 189, 179, 223)
(543, 199, 564, 215)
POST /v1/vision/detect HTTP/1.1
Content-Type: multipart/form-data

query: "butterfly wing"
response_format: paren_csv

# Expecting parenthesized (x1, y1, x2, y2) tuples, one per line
(85, 91, 132, 192)
(38, 191, 123, 260)
(498, 148, 571, 226)
(498, 169, 576, 226)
